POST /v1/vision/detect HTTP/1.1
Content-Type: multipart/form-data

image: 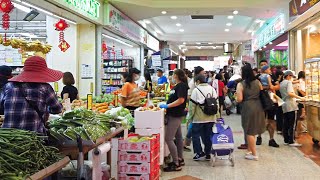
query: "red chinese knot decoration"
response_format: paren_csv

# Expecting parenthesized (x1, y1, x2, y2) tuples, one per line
(54, 19, 70, 52)
(0, 0, 14, 30)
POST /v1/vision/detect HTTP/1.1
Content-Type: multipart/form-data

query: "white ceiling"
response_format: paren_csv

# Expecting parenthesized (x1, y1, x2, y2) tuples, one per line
(110, 0, 291, 45)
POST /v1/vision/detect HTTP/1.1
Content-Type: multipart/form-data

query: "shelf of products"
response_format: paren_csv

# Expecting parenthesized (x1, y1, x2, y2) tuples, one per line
(305, 59, 320, 101)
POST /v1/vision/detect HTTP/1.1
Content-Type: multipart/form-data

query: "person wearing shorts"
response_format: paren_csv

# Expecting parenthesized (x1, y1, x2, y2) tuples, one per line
(215, 74, 226, 117)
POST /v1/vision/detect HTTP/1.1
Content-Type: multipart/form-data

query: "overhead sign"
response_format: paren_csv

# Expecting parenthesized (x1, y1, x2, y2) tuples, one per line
(152, 55, 162, 67)
(185, 56, 215, 61)
(106, 4, 147, 44)
(147, 34, 159, 52)
(64, 0, 100, 18)
(252, 14, 285, 51)
(289, 0, 320, 21)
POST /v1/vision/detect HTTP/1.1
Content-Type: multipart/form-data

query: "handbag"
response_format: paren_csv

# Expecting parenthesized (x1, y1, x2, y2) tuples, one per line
(260, 90, 274, 110)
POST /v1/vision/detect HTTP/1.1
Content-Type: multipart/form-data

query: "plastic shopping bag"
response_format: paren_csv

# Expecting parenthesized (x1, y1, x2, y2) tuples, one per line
(224, 96, 232, 107)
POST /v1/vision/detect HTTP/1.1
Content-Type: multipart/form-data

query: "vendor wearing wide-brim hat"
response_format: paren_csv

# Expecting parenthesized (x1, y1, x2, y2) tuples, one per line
(0, 56, 63, 134)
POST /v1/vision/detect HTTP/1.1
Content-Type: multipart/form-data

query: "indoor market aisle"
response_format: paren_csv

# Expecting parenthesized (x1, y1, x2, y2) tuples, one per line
(161, 114, 320, 180)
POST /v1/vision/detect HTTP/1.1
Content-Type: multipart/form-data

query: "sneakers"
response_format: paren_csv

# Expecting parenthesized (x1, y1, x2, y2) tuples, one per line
(256, 136, 262, 145)
(289, 142, 302, 147)
(205, 155, 211, 161)
(193, 152, 205, 161)
(179, 159, 185, 166)
(269, 139, 280, 148)
(183, 146, 192, 152)
(245, 154, 258, 161)
(163, 162, 182, 172)
(237, 144, 248, 150)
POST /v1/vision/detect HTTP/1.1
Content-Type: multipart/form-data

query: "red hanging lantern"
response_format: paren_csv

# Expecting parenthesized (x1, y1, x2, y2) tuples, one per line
(102, 41, 108, 53)
(54, 19, 70, 52)
(0, 0, 14, 30)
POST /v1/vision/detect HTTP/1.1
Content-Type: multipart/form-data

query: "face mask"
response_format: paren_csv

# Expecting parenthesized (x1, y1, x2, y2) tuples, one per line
(134, 75, 140, 81)
(172, 78, 176, 84)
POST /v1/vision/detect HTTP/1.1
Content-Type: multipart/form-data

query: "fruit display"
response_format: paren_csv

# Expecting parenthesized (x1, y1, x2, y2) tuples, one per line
(71, 99, 86, 109)
(0, 36, 52, 54)
(154, 86, 166, 97)
(93, 102, 109, 113)
(138, 106, 161, 111)
(127, 135, 156, 143)
(0, 128, 64, 180)
(106, 107, 134, 128)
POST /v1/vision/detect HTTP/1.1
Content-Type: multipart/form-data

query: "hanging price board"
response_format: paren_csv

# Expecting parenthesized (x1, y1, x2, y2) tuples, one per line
(54, 82, 59, 93)
(87, 94, 93, 110)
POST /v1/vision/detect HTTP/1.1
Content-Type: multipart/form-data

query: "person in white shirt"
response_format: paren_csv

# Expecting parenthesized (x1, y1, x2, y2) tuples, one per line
(135, 73, 146, 89)
(188, 66, 205, 96)
(297, 71, 307, 133)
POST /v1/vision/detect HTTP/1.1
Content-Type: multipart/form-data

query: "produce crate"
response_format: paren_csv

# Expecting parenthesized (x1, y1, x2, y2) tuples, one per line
(118, 167, 160, 180)
(118, 156, 160, 174)
(118, 134, 160, 151)
(134, 108, 164, 129)
(30, 157, 70, 180)
(118, 145, 160, 162)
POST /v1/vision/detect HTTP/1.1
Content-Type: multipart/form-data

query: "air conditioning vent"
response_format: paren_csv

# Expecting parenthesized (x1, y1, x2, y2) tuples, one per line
(191, 15, 214, 20)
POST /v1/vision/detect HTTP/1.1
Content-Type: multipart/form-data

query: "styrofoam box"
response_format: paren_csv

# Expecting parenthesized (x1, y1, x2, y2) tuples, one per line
(134, 108, 164, 128)
(118, 156, 159, 174)
(118, 146, 160, 162)
(135, 128, 165, 165)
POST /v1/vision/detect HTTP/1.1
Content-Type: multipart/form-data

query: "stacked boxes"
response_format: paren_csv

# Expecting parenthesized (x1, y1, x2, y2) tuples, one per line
(117, 134, 160, 180)
(134, 108, 166, 165)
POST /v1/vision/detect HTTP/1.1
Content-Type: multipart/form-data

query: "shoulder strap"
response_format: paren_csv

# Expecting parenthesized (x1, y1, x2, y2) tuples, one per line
(196, 87, 206, 98)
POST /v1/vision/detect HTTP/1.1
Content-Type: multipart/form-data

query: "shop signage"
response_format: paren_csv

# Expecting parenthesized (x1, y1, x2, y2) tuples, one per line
(106, 4, 146, 44)
(152, 55, 162, 67)
(147, 34, 160, 51)
(64, 0, 100, 18)
(185, 56, 215, 61)
(252, 14, 285, 51)
(289, 0, 320, 21)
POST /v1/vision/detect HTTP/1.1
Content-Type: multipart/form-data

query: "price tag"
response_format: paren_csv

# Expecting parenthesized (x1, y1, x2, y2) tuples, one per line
(90, 82, 94, 94)
(87, 94, 93, 110)
(54, 82, 59, 92)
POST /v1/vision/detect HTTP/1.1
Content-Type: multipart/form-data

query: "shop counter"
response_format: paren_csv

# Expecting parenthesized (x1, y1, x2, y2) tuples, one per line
(305, 102, 320, 144)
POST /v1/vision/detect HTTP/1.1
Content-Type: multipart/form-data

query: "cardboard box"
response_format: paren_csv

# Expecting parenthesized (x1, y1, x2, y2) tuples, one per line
(118, 167, 160, 180)
(118, 146, 160, 162)
(134, 108, 164, 129)
(118, 156, 159, 174)
(118, 134, 160, 151)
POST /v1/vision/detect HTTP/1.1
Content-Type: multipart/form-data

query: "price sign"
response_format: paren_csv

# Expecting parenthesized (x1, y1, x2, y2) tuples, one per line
(87, 94, 93, 110)
(54, 82, 59, 93)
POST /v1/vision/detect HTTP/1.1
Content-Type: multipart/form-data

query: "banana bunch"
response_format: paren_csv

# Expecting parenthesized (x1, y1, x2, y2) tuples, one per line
(10, 38, 27, 48)
(41, 43, 52, 54)
(0, 37, 52, 54)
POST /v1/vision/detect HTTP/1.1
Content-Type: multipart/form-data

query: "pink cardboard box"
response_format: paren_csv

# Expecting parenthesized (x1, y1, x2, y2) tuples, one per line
(118, 156, 159, 174)
(118, 134, 160, 151)
(118, 146, 160, 163)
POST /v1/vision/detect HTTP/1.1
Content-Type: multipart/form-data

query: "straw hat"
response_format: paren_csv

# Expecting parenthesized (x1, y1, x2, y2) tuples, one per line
(9, 56, 63, 83)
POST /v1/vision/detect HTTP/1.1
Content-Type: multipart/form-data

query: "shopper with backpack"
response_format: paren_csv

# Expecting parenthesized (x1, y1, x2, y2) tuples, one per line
(186, 74, 219, 161)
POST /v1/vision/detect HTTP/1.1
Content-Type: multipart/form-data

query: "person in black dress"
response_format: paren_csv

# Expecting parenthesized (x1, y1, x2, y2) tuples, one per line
(61, 72, 79, 102)
(144, 71, 152, 93)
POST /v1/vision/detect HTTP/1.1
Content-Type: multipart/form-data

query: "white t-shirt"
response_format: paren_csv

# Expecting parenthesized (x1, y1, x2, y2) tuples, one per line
(188, 78, 195, 96)
(299, 79, 306, 92)
(135, 76, 146, 88)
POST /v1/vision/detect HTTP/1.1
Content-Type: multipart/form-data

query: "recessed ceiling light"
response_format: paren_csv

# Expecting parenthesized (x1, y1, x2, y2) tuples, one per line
(228, 15, 234, 19)
(196, 42, 201, 45)
(233, 10, 239, 15)
(263, 46, 267, 48)
(179, 29, 184, 32)
(269, 42, 273, 44)
(171, 16, 177, 19)
(208, 42, 213, 45)
(212, 46, 217, 49)
(226, 23, 232, 26)
(176, 23, 181, 27)
(259, 48, 262, 51)
(161, 11, 167, 14)
(183, 42, 186, 45)
(144, 20, 151, 24)
(197, 46, 201, 49)
(225, 29, 230, 32)
(248, 30, 253, 33)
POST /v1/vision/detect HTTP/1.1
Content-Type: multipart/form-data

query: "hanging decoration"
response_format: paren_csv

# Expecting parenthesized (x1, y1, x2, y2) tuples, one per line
(102, 41, 108, 53)
(54, 19, 70, 52)
(0, 0, 14, 31)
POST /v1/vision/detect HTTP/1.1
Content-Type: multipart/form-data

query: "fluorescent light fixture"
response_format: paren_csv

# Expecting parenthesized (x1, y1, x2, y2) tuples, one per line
(7, 20, 44, 23)
(171, 16, 177, 19)
(269, 42, 273, 45)
(212, 46, 217, 49)
(208, 42, 213, 45)
(21, 1, 53, 15)
(196, 42, 201, 45)
(248, 30, 253, 33)
(225, 29, 230, 32)
(233, 10, 239, 15)
(176, 23, 181, 27)
(155, 30, 162, 34)
(263, 46, 267, 48)
(161, 11, 167, 14)
(309, 25, 317, 33)
(179, 29, 184, 32)
(102, 34, 133, 48)
(226, 23, 232, 26)
(144, 20, 151, 24)
(255, 19, 261, 23)
(53, 15, 77, 25)
(228, 15, 234, 19)
(12, 2, 31, 13)
(183, 42, 186, 45)
(23, 9, 39, 21)
(18, 33, 37, 38)
(197, 46, 202, 49)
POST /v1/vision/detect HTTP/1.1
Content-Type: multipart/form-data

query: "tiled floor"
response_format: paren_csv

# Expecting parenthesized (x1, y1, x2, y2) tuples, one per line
(160, 114, 320, 180)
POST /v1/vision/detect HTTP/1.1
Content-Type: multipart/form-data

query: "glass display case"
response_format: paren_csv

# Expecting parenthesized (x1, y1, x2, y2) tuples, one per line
(305, 58, 320, 102)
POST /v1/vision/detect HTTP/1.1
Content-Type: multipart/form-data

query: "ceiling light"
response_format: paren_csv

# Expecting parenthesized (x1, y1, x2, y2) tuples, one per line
(18, 33, 37, 38)
(161, 11, 167, 14)
(212, 46, 217, 49)
(144, 20, 151, 24)
(102, 34, 133, 48)
(263, 46, 267, 48)
(155, 30, 162, 34)
(179, 29, 184, 32)
(176, 23, 181, 27)
(183, 42, 186, 45)
(269, 42, 273, 45)
(225, 29, 230, 32)
(21, 1, 53, 15)
(12, 2, 31, 13)
(255, 19, 261, 23)
(171, 16, 177, 19)
(197, 46, 201, 49)
(196, 42, 201, 45)
(259, 48, 262, 51)
(23, 9, 39, 21)
(233, 10, 239, 15)
(226, 23, 232, 26)
(208, 42, 213, 45)
(248, 30, 253, 33)
(228, 15, 234, 19)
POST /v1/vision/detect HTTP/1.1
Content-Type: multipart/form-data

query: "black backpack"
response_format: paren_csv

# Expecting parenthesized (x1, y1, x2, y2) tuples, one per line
(195, 87, 218, 115)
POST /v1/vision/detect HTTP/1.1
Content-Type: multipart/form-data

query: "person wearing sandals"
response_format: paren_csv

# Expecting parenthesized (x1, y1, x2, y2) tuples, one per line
(236, 64, 265, 161)
(159, 69, 189, 172)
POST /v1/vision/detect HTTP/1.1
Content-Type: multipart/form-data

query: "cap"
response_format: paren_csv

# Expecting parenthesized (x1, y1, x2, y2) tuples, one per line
(284, 70, 296, 78)
(261, 65, 270, 72)
(157, 68, 164, 73)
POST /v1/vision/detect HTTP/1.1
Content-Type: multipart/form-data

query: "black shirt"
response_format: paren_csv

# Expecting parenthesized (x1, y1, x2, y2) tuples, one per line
(61, 85, 78, 102)
(166, 82, 188, 117)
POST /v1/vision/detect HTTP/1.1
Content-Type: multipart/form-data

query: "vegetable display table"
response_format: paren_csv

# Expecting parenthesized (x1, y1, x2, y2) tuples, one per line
(30, 157, 70, 180)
